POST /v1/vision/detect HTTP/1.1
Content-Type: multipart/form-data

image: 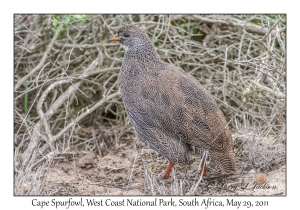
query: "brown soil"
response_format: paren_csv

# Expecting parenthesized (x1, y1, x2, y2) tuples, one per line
(42, 146, 285, 196)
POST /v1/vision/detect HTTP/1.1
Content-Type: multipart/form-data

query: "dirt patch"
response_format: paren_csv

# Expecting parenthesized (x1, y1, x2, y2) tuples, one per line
(42, 145, 285, 196)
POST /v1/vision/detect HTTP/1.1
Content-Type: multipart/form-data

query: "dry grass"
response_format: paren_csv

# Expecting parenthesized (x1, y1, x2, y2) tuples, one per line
(14, 14, 286, 195)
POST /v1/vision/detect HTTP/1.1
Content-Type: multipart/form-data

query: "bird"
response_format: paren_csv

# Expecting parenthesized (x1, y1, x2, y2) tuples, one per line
(109, 24, 237, 179)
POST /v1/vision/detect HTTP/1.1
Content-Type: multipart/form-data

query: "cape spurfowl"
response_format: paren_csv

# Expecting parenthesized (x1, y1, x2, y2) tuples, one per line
(109, 24, 237, 179)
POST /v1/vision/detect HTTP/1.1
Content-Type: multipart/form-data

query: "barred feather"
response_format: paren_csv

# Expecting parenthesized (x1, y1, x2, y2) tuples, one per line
(115, 24, 237, 174)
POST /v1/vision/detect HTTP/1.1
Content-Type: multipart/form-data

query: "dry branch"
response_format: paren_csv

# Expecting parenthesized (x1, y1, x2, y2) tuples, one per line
(15, 27, 60, 90)
(192, 15, 279, 37)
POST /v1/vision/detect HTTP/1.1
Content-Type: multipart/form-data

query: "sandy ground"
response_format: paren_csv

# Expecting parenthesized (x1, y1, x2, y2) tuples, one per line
(41, 145, 285, 196)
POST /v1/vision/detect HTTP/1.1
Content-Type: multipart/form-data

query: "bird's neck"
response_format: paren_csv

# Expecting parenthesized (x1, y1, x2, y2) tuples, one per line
(120, 49, 166, 77)
(123, 48, 164, 69)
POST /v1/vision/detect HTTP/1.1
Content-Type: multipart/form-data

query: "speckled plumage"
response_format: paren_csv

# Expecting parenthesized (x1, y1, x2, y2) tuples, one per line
(110, 24, 237, 175)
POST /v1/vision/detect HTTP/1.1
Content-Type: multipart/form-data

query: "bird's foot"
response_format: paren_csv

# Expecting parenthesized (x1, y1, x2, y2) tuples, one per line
(156, 161, 175, 180)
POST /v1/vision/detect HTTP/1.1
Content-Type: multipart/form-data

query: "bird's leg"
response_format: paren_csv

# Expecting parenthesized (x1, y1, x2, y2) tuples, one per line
(159, 161, 175, 180)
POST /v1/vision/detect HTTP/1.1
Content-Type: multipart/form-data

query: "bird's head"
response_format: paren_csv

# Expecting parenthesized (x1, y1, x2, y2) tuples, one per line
(108, 25, 152, 52)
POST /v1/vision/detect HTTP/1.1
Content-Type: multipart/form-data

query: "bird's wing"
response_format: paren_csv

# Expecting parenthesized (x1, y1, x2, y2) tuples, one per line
(122, 63, 231, 160)
(157, 65, 231, 151)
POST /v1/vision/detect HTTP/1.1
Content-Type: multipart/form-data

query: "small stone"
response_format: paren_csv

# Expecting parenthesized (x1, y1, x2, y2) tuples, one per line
(256, 173, 267, 185)
(86, 164, 92, 170)
(113, 191, 123, 196)
(249, 169, 256, 174)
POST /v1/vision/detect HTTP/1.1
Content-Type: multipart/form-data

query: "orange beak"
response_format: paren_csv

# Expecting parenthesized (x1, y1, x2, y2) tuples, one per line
(108, 34, 120, 42)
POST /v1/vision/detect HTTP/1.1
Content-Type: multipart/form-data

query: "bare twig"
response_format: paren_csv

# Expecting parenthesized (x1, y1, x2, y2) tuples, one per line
(15, 26, 61, 90)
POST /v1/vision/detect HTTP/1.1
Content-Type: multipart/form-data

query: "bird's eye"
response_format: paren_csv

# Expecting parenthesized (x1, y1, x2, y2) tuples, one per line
(124, 33, 130, 37)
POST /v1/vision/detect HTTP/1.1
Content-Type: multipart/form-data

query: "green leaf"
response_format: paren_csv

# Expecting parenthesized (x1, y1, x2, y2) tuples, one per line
(14, 150, 19, 163)
(57, 25, 61, 32)
(64, 16, 71, 24)
(180, 22, 197, 28)
(72, 14, 81, 19)
(52, 18, 58, 27)
(73, 14, 86, 22)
